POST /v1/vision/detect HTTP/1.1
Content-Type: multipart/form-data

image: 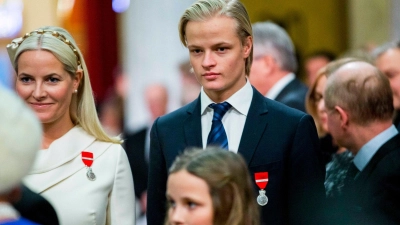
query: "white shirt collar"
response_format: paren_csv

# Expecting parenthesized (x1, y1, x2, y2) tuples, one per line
(266, 73, 295, 99)
(354, 125, 398, 171)
(200, 79, 253, 116)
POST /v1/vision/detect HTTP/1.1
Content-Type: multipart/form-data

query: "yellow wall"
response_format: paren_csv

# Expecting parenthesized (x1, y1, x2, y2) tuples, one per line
(242, 0, 348, 55)
(349, 0, 390, 49)
(242, 0, 348, 78)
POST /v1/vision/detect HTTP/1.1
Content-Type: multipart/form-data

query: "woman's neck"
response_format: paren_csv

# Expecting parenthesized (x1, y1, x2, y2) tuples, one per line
(42, 120, 75, 149)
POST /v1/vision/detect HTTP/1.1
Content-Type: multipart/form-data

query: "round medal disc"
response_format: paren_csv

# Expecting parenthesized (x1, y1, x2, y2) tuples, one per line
(257, 190, 268, 206)
(86, 168, 96, 181)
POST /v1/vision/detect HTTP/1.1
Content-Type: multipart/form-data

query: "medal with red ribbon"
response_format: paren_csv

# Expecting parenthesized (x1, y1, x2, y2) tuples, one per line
(82, 151, 96, 181)
(255, 172, 268, 206)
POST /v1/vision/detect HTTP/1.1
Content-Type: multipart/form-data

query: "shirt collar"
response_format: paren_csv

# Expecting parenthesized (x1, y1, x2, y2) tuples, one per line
(354, 125, 398, 171)
(266, 73, 295, 99)
(200, 79, 253, 116)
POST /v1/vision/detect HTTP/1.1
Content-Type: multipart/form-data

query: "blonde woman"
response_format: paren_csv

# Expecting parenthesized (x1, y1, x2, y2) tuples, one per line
(7, 26, 135, 225)
(305, 63, 353, 198)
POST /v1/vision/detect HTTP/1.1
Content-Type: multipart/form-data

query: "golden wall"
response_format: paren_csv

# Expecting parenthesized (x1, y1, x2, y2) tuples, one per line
(242, 0, 348, 77)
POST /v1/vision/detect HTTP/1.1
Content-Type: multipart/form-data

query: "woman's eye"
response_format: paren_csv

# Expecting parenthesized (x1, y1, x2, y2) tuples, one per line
(314, 93, 323, 102)
(47, 77, 60, 83)
(19, 77, 32, 83)
(217, 47, 226, 52)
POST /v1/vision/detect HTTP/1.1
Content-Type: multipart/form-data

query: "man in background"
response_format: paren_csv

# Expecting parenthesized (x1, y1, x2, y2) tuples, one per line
(249, 21, 308, 112)
(373, 40, 400, 129)
(124, 83, 169, 224)
(304, 50, 336, 87)
(324, 58, 400, 224)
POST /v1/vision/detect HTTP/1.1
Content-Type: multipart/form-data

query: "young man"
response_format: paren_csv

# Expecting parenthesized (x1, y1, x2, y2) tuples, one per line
(147, 1, 325, 224)
(324, 58, 400, 224)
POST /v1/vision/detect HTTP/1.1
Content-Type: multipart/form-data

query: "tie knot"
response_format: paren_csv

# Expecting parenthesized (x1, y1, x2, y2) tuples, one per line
(210, 102, 231, 121)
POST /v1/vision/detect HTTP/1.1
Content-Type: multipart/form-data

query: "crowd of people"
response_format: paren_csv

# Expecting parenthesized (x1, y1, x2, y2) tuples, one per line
(1, 0, 400, 224)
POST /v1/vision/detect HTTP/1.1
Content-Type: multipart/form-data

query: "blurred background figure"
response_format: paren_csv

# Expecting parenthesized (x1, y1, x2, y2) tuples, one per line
(0, 87, 43, 225)
(98, 96, 125, 136)
(372, 40, 400, 130)
(124, 83, 169, 225)
(98, 67, 129, 136)
(305, 63, 353, 199)
(250, 21, 308, 112)
(179, 60, 201, 106)
(304, 50, 336, 87)
(165, 147, 259, 225)
(0, 0, 398, 137)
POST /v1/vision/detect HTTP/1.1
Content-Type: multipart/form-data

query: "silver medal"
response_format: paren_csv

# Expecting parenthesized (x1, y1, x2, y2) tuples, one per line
(257, 189, 268, 206)
(86, 167, 96, 181)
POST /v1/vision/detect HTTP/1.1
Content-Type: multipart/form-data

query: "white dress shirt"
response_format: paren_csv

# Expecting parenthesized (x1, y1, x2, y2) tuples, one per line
(201, 80, 253, 152)
(354, 125, 398, 171)
(266, 73, 295, 99)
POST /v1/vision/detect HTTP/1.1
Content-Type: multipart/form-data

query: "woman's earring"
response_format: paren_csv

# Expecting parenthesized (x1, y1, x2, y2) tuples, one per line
(74, 89, 78, 93)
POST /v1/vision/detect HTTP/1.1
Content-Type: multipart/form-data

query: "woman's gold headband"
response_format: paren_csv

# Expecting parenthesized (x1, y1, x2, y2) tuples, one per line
(6, 29, 81, 66)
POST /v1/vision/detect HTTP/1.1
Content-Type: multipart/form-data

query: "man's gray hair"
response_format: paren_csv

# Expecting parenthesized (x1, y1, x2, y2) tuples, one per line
(252, 21, 297, 72)
(371, 40, 400, 61)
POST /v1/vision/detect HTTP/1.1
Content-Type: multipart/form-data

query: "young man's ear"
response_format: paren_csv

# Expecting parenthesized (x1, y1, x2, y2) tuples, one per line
(243, 36, 252, 58)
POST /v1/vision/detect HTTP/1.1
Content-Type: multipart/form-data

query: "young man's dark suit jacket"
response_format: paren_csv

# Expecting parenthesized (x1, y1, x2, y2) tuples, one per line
(326, 134, 400, 225)
(147, 86, 325, 225)
(275, 78, 308, 113)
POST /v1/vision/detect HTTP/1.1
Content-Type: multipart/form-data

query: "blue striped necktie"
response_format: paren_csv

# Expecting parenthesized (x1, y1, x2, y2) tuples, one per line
(207, 102, 232, 149)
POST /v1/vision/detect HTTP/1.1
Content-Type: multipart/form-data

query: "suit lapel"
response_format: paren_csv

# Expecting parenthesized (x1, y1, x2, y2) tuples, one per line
(275, 79, 296, 102)
(238, 87, 269, 165)
(183, 97, 203, 148)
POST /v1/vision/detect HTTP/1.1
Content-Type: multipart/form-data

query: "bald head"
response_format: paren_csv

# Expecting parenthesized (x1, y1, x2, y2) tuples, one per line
(145, 84, 169, 121)
(329, 61, 378, 88)
(324, 59, 393, 125)
(334, 61, 376, 77)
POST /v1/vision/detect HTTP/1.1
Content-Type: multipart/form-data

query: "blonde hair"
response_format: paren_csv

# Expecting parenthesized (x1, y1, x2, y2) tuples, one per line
(305, 67, 328, 137)
(167, 147, 259, 225)
(8, 26, 121, 144)
(178, 0, 253, 75)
